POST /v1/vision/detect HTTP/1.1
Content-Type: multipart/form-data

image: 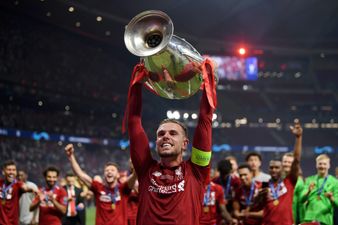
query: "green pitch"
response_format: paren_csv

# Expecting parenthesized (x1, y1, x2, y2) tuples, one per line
(86, 206, 96, 225)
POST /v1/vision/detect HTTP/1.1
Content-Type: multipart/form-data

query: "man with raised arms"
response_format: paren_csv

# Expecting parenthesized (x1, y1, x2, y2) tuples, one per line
(127, 63, 216, 224)
(64, 144, 137, 225)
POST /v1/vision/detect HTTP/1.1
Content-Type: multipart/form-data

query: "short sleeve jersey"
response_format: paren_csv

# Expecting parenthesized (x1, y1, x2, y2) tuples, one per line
(0, 179, 23, 225)
(91, 180, 131, 225)
(37, 185, 67, 225)
(262, 176, 295, 225)
(213, 174, 241, 224)
(234, 181, 263, 225)
(199, 182, 225, 225)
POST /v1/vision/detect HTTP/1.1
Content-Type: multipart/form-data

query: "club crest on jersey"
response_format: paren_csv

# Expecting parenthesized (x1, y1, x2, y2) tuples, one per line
(152, 171, 162, 177)
(175, 167, 184, 180)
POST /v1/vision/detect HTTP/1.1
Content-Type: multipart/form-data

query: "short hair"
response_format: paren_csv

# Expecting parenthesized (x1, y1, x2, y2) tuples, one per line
(245, 152, 262, 162)
(2, 160, 16, 170)
(225, 155, 237, 161)
(238, 163, 252, 172)
(270, 157, 282, 163)
(217, 159, 232, 176)
(158, 119, 188, 138)
(316, 154, 330, 163)
(104, 162, 119, 170)
(43, 166, 60, 177)
(18, 169, 26, 174)
(65, 171, 75, 177)
(283, 152, 294, 158)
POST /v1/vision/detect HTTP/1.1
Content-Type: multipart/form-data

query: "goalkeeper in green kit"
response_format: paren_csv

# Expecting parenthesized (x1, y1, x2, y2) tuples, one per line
(300, 154, 338, 225)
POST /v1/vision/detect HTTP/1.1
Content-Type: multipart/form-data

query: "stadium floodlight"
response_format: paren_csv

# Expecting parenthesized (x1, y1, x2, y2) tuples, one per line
(238, 47, 246, 55)
(166, 110, 173, 119)
(191, 113, 198, 120)
(173, 111, 180, 120)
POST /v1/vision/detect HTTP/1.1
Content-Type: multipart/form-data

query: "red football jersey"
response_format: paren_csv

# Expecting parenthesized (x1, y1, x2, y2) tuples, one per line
(262, 176, 295, 225)
(36, 185, 67, 225)
(0, 179, 23, 225)
(213, 174, 241, 224)
(91, 180, 131, 225)
(234, 181, 263, 225)
(127, 188, 139, 225)
(199, 182, 226, 225)
(128, 74, 213, 225)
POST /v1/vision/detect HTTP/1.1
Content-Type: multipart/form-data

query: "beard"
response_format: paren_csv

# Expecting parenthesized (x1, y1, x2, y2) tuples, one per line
(105, 176, 116, 184)
(158, 151, 177, 158)
(157, 147, 181, 158)
(6, 175, 15, 183)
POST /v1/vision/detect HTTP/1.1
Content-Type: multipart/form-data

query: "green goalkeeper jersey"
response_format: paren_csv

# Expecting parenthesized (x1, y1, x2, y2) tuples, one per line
(293, 177, 305, 223)
(301, 174, 338, 225)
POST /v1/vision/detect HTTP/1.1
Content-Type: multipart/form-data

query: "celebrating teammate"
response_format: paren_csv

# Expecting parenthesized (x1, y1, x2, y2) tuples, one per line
(300, 154, 338, 225)
(30, 166, 67, 225)
(0, 160, 37, 225)
(233, 164, 263, 225)
(261, 122, 303, 225)
(64, 144, 137, 225)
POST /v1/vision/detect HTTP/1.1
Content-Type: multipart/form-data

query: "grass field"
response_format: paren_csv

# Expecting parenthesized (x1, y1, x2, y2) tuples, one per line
(86, 206, 96, 225)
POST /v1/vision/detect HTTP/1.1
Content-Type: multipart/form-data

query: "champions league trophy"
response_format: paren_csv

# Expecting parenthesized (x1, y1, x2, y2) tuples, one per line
(124, 10, 211, 99)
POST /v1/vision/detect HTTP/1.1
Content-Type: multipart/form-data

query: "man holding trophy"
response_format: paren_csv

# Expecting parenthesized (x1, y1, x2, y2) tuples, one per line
(125, 10, 218, 225)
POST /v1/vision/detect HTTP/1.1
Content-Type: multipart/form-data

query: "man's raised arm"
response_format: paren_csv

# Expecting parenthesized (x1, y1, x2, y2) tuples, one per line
(191, 63, 215, 168)
(128, 80, 153, 176)
(289, 122, 303, 184)
(64, 144, 93, 188)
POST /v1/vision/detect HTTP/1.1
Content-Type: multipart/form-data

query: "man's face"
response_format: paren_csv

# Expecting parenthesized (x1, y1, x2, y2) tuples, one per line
(269, 161, 282, 180)
(65, 176, 76, 186)
(316, 159, 330, 176)
(45, 171, 58, 188)
(156, 122, 188, 159)
(238, 167, 252, 186)
(104, 165, 119, 184)
(247, 156, 261, 171)
(3, 165, 17, 183)
(17, 170, 27, 182)
(282, 155, 294, 174)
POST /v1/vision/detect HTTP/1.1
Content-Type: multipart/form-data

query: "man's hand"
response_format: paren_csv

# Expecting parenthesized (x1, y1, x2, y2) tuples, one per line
(308, 182, 315, 192)
(324, 192, 334, 202)
(46, 191, 55, 202)
(65, 144, 74, 157)
(290, 120, 303, 138)
(76, 203, 85, 211)
(242, 208, 250, 218)
(305, 182, 315, 197)
(37, 190, 45, 202)
(232, 218, 239, 225)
